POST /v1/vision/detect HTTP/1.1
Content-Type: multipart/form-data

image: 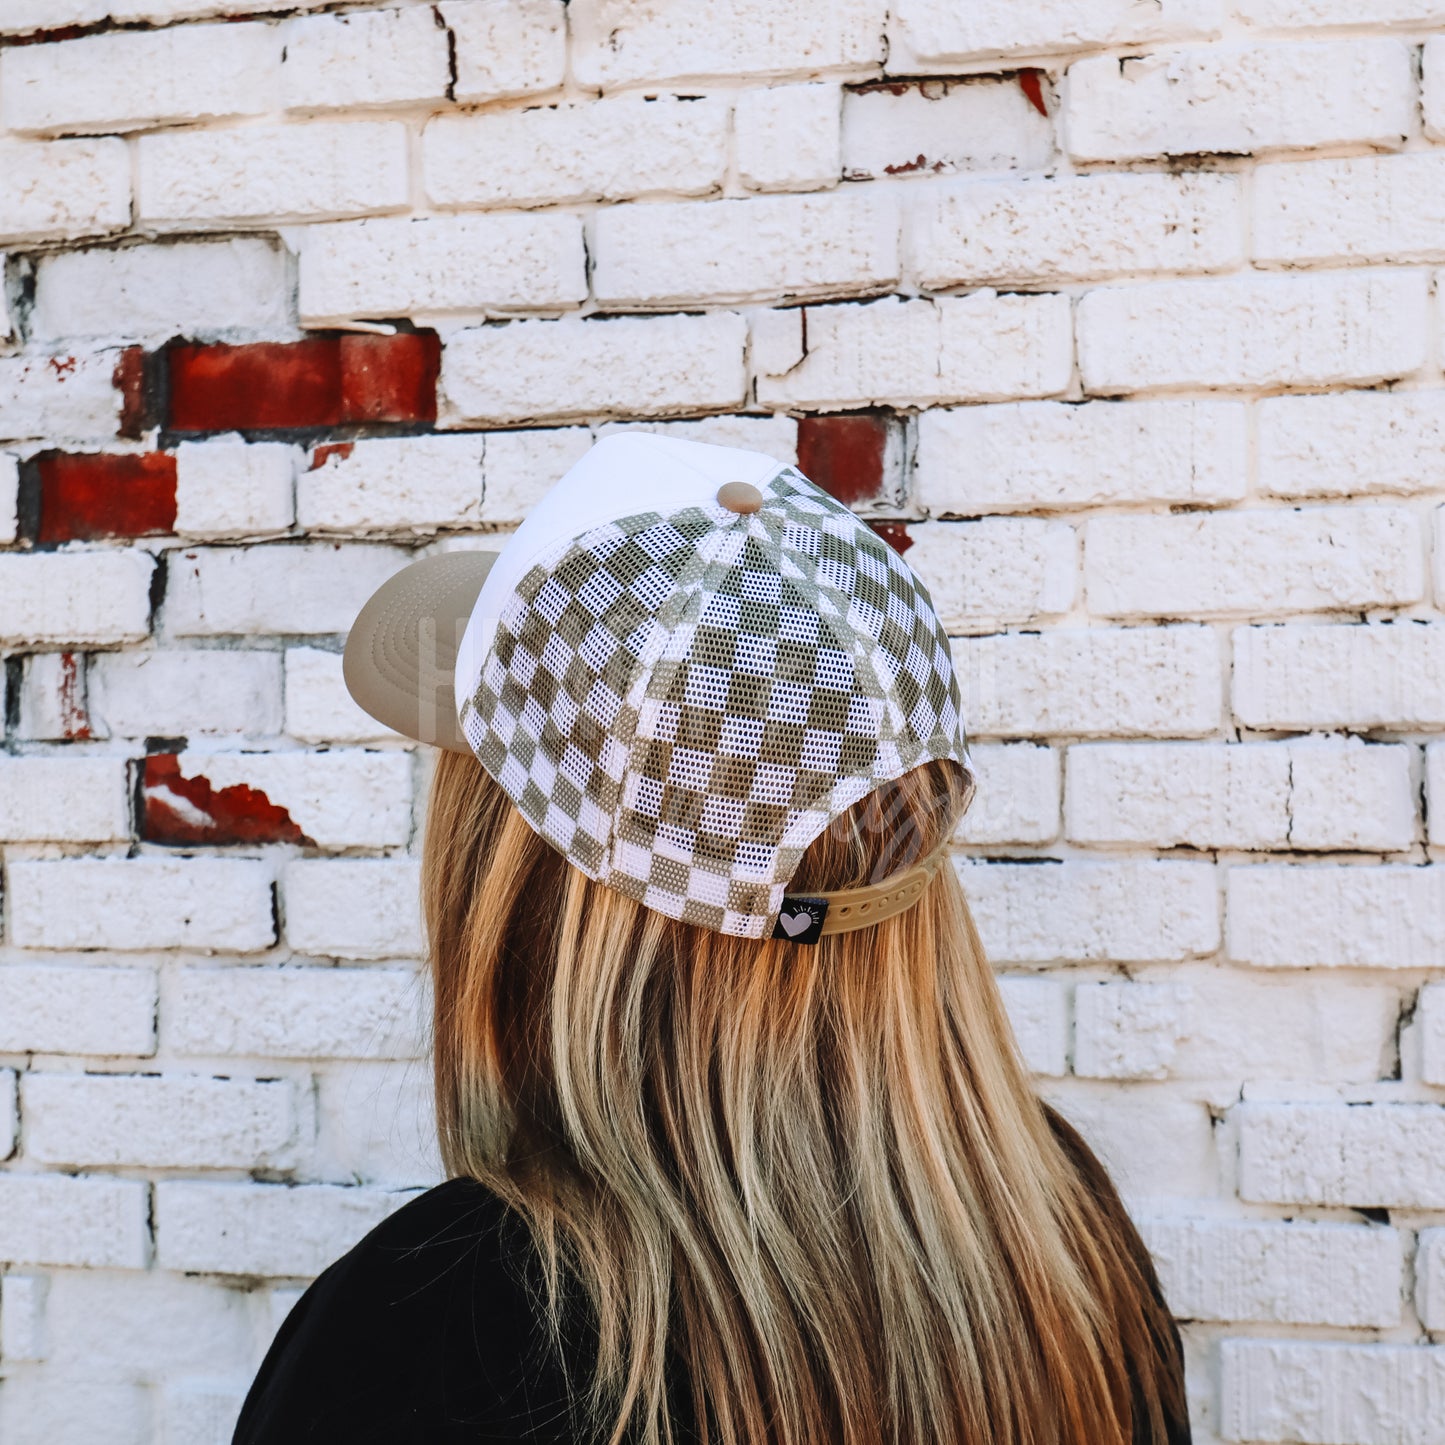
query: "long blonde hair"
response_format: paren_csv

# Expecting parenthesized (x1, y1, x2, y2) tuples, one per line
(422, 748, 1185, 1445)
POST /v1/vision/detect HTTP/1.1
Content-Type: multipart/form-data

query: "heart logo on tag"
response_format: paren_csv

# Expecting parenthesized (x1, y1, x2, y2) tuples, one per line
(772, 897, 828, 944)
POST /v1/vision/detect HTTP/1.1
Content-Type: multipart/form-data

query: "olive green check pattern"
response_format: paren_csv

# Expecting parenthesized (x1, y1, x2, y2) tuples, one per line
(461, 466, 974, 938)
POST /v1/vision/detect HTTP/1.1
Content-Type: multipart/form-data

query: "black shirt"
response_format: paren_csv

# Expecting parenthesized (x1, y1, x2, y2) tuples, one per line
(234, 1136, 1191, 1444)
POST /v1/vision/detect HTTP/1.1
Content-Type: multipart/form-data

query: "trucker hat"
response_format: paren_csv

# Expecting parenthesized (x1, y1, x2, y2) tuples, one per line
(343, 432, 976, 943)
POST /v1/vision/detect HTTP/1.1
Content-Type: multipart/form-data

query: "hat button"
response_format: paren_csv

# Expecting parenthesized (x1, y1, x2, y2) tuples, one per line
(717, 481, 763, 515)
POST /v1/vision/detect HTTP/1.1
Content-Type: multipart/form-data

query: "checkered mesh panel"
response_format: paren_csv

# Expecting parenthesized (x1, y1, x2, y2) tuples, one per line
(461, 465, 973, 938)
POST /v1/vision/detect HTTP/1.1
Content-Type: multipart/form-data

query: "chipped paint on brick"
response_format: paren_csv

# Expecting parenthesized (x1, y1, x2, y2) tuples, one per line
(141, 754, 315, 847)
(56, 652, 91, 741)
(308, 442, 355, 470)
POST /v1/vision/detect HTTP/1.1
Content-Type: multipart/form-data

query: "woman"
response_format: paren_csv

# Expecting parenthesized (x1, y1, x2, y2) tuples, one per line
(234, 433, 1190, 1445)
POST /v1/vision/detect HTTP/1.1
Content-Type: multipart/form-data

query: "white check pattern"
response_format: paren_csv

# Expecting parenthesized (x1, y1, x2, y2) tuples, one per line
(461, 466, 975, 938)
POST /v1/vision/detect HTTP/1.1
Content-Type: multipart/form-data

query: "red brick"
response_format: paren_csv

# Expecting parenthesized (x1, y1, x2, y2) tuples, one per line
(339, 333, 440, 425)
(797, 412, 890, 506)
(36, 451, 177, 543)
(167, 333, 440, 433)
(141, 754, 313, 847)
(113, 347, 148, 440)
(869, 521, 913, 555)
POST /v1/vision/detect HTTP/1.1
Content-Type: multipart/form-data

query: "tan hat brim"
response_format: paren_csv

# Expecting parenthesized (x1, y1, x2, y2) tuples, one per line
(342, 549, 500, 752)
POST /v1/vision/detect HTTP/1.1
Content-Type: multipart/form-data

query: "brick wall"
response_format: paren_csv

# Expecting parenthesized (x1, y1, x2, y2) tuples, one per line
(0, 2, 1441, 1441)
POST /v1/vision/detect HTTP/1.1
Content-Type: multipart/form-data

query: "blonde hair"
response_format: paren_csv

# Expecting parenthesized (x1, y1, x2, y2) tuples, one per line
(422, 748, 1185, 1445)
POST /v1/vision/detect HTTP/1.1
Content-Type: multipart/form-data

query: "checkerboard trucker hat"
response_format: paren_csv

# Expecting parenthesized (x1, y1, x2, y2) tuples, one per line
(343, 432, 977, 943)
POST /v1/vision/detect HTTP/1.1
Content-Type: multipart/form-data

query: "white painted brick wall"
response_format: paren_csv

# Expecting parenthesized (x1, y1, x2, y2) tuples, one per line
(1415, 983, 1445, 1086)
(1256, 153, 1445, 267)
(283, 646, 397, 744)
(1427, 35, 1445, 139)
(440, 0, 566, 104)
(567, 0, 886, 87)
(1239, 1102, 1445, 1207)
(282, 858, 424, 959)
(88, 648, 284, 738)
(1074, 982, 1187, 1080)
(0, 965, 157, 1056)
(1222, 1340, 1445, 1444)
(1419, 1230, 1445, 1330)
(0, 552, 154, 645)
(889, 0, 1221, 68)
(440, 312, 748, 425)
(0, 1174, 149, 1268)
(311, 1059, 440, 1185)
(1066, 739, 1416, 852)
(1, 1274, 48, 1361)
(734, 84, 840, 192)
(23, 1073, 297, 1170)
(957, 858, 1219, 964)
(0, 0, 331, 25)
(996, 977, 1069, 1076)
(1086, 505, 1422, 619)
(281, 8, 449, 113)
(592, 191, 899, 308)
(1234, 622, 1445, 730)
(139, 121, 409, 227)
(297, 434, 485, 533)
(1120, 971, 1396, 1083)
(916, 400, 1247, 514)
(41, 1269, 255, 1373)
(422, 96, 730, 211)
(295, 213, 587, 324)
(954, 625, 1220, 737)
(1140, 1216, 1405, 1327)
(0, 351, 132, 442)
(33, 238, 294, 344)
(0, 1378, 151, 1445)
(165, 966, 423, 1059)
(8, 858, 276, 952)
(0, 1069, 14, 1160)
(148, 748, 413, 848)
(0, 454, 17, 543)
(754, 293, 1072, 410)
(914, 172, 1241, 288)
(1065, 41, 1414, 162)
(1258, 392, 1445, 499)
(952, 743, 1060, 845)
(156, 1180, 405, 1276)
(0, 137, 131, 242)
(903, 519, 1075, 631)
(2, 2, 1443, 1431)
(841, 78, 1053, 181)
(1078, 269, 1430, 395)
(1430, 744, 1445, 846)
(1229, 865, 1445, 969)
(1042, 1086, 1218, 1198)
(0, 755, 130, 842)
(166, 543, 408, 637)
(1241, 0, 1445, 22)
(175, 436, 298, 539)
(1, 22, 281, 135)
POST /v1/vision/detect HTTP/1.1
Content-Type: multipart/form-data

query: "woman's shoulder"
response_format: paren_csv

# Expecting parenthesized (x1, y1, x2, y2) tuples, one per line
(232, 1176, 589, 1444)
(326, 1174, 522, 1276)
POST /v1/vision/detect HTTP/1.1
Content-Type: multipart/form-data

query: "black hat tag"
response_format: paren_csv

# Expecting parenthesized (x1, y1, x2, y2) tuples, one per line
(772, 896, 829, 945)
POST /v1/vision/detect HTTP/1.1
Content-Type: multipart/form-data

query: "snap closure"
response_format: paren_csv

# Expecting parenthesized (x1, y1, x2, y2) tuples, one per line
(717, 481, 763, 514)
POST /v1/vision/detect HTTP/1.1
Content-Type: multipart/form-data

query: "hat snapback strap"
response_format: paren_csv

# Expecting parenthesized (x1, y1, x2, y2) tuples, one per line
(772, 841, 951, 944)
